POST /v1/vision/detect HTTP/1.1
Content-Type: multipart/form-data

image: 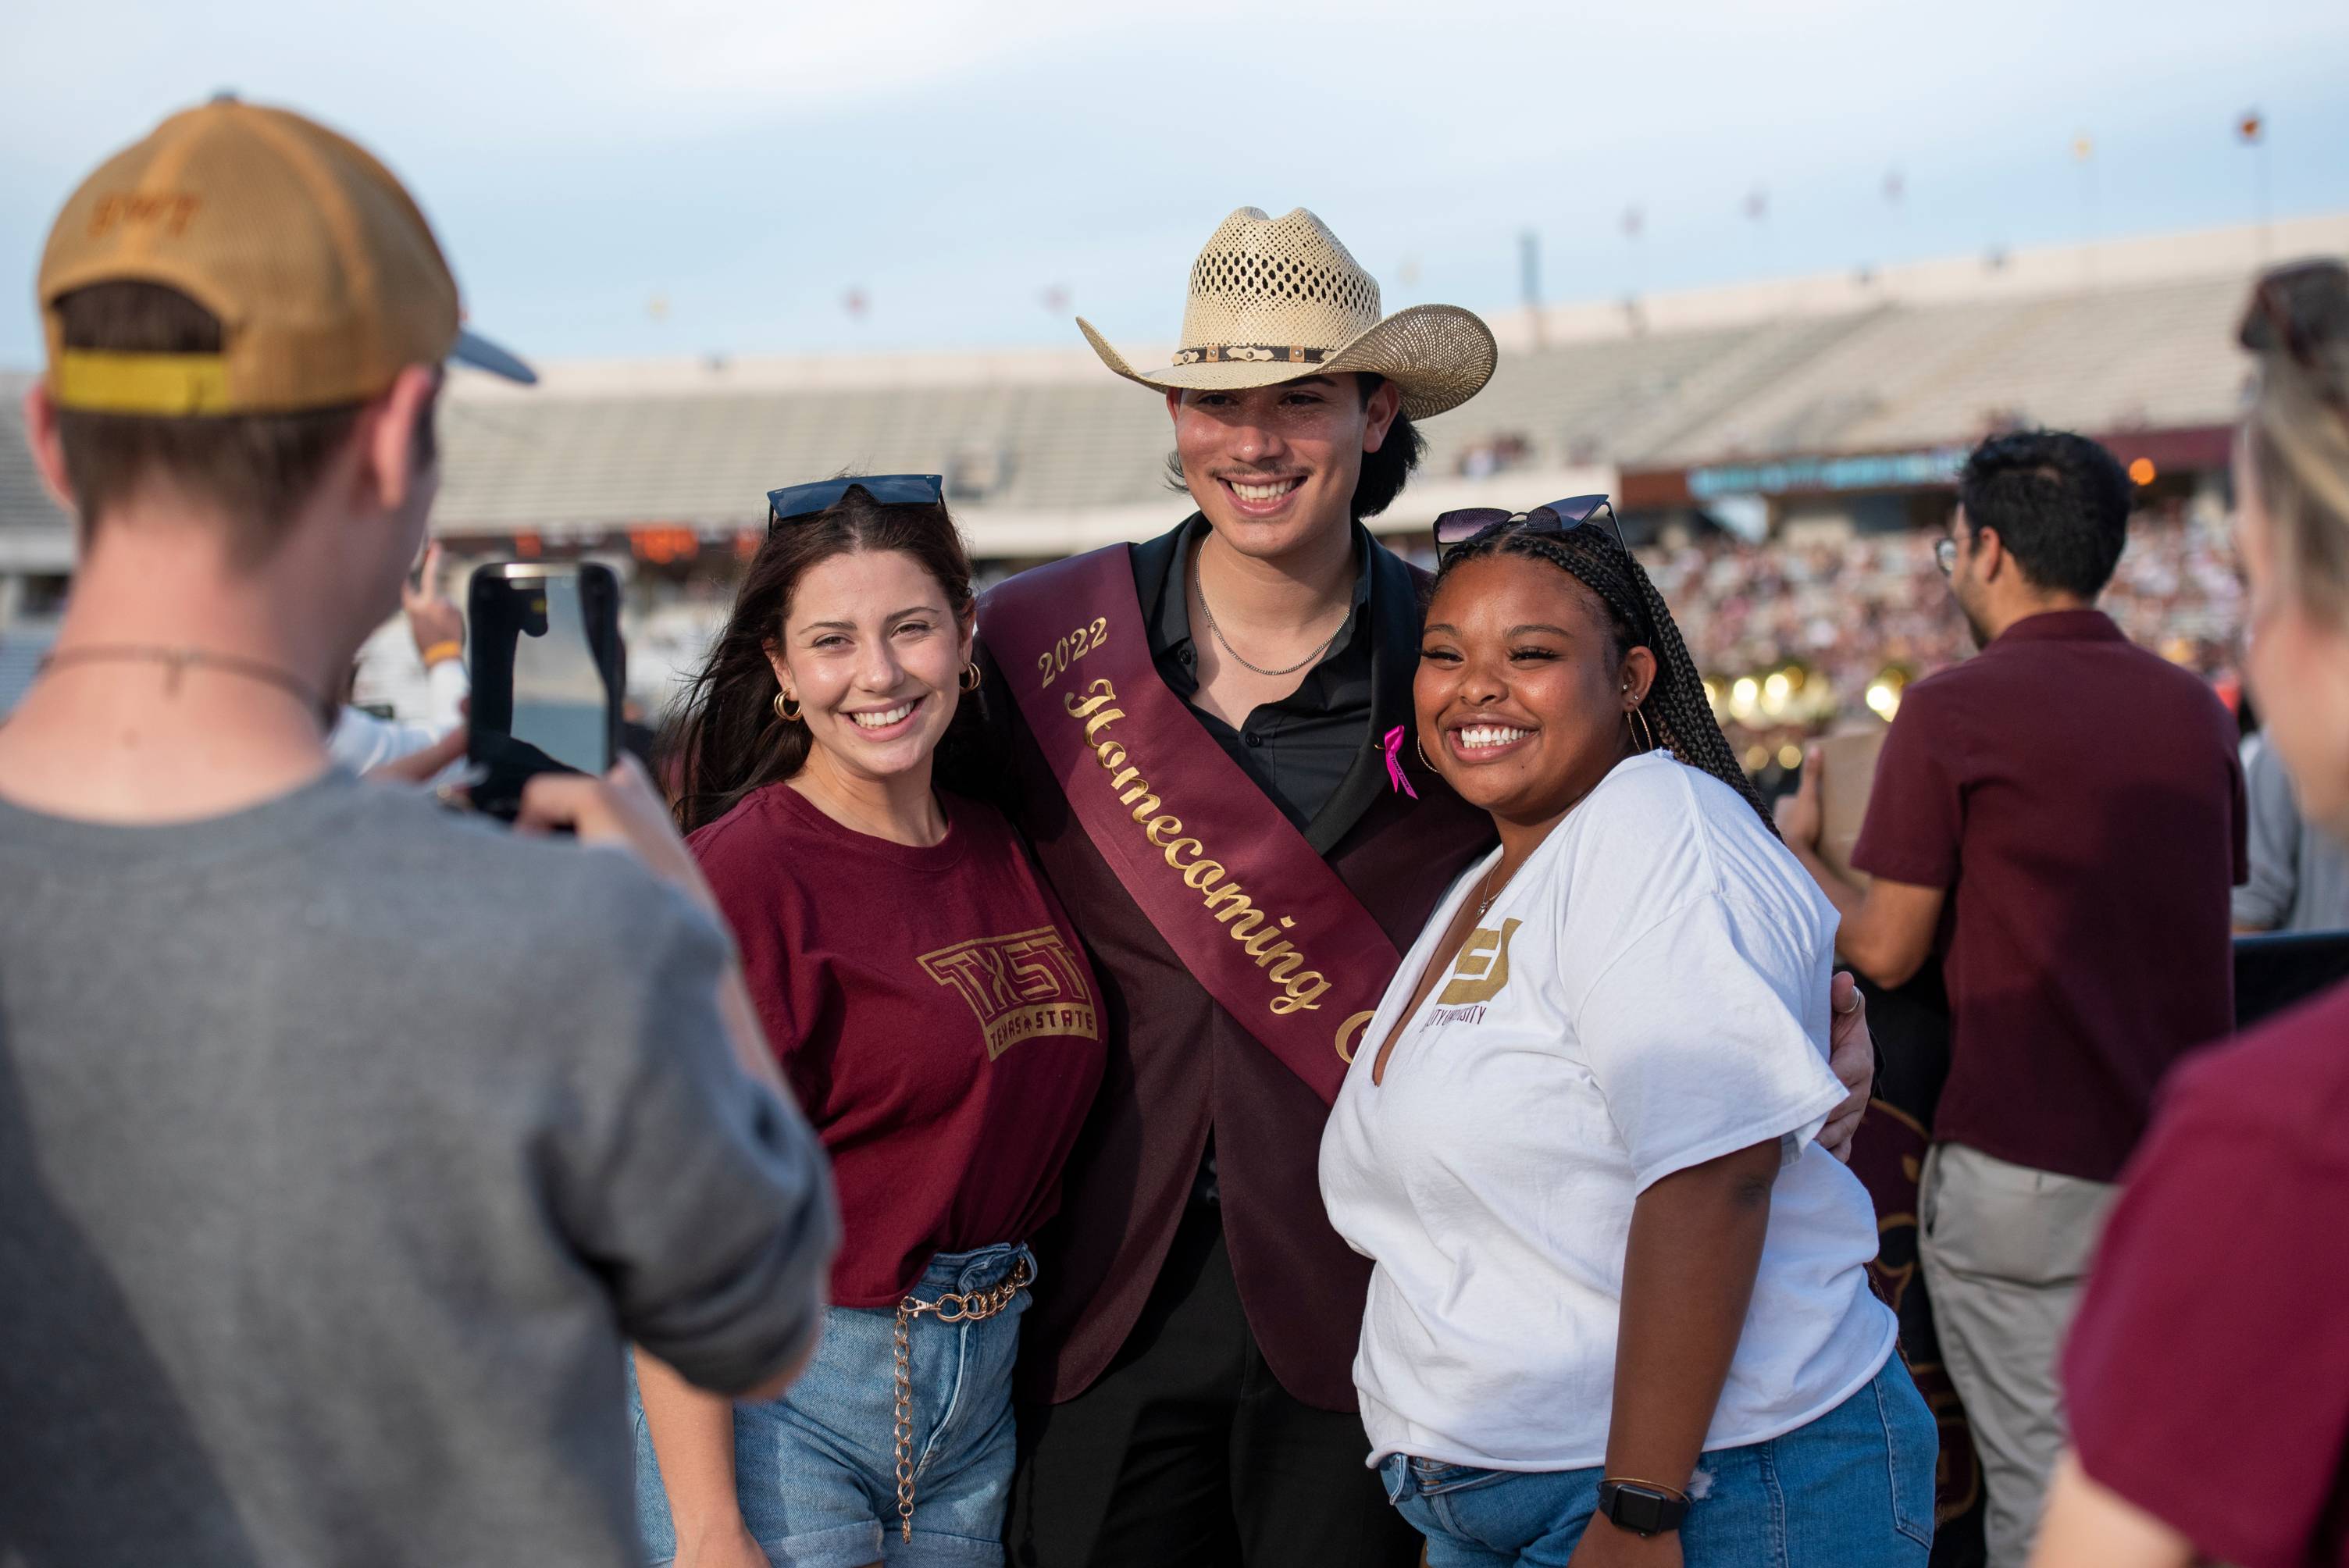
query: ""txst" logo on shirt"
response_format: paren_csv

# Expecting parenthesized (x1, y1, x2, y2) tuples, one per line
(919, 926, 1103, 1060)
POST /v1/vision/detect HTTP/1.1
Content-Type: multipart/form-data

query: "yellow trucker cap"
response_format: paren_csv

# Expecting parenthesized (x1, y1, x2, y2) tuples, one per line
(37, 94, 533, 416)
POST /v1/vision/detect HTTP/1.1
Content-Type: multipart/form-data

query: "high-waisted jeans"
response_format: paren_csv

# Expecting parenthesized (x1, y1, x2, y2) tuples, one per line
(1379, 1357, 1937, 1566)
(630, 1242, 1034, 1568)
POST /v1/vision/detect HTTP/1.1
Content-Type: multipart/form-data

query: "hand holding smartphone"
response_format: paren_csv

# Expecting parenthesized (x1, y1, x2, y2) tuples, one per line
(466, 561, 626, 820)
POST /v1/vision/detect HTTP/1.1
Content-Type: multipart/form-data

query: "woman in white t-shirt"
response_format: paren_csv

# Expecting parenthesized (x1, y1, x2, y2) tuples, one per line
(1320, 503, 1935, 1568)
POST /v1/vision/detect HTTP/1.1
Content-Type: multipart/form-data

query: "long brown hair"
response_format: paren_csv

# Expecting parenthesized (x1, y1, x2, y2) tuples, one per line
(662, 484, 975, 833)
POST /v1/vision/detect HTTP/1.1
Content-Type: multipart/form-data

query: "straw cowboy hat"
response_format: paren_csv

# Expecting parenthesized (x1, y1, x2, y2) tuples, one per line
(1077, 206, 1497, 420)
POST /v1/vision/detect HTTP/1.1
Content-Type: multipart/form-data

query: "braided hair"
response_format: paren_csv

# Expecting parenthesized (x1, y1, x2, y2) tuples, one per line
(1431, 522, 1778, 834)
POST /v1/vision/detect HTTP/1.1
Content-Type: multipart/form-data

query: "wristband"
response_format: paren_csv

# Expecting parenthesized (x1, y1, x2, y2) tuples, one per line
(419, 640, 463, 667)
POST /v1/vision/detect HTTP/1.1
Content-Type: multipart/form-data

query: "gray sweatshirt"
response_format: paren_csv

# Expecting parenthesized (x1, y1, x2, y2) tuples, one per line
(0, 768, 835, 1566)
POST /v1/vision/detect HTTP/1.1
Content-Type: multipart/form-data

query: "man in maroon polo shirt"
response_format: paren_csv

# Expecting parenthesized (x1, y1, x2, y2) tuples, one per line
(1779, 429, 2247, 1568)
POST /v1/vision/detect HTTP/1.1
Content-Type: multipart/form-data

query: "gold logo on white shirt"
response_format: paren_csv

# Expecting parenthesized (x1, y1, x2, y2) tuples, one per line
(1437, 918, 1522, 1007)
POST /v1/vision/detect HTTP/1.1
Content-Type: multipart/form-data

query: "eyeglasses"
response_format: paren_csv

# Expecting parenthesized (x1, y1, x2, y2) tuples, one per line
(2241, 259, 2348, 373)
(1432, 494, 1625, 558)
(1934, 536, 1959, 576)
(765, 473, 945, 533)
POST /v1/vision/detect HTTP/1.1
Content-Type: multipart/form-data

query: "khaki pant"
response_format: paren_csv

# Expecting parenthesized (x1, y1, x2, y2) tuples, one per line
(1917, 1141, 2119, 1568)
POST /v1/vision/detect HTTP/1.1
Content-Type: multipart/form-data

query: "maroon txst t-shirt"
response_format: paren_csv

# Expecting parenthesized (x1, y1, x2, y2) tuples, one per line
(1852, 609, 2246, 1181)
(2063, 981, 2349, 1568)
(691, 783, 1106, 1307)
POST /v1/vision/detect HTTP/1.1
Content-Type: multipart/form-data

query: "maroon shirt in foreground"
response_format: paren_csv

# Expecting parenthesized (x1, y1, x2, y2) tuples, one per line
(691, 784, 1106, 1307)
(2063, 980, 2349, 1568)
(1852, 609, 2246, 1181)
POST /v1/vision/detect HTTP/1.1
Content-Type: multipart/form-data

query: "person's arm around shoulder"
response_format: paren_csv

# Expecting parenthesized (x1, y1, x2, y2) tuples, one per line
(1777, 739, 1946, 990)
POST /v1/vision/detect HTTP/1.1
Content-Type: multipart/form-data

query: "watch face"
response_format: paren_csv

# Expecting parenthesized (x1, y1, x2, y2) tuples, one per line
(1619, 1487, 1668, 1534)
(1605, 1482, 1685, 1535)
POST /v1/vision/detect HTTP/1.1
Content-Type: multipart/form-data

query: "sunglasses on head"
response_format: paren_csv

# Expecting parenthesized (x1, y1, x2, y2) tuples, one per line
(1432, 494, 1625, 559)
(765, 473, 945, 533)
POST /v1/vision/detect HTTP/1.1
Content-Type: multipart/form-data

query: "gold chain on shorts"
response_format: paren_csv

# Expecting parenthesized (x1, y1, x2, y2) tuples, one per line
(891, 1256, 1032, 1543)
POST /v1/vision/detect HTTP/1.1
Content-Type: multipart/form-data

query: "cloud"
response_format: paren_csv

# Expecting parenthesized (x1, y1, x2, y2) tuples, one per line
(2, 0, 2345, 365)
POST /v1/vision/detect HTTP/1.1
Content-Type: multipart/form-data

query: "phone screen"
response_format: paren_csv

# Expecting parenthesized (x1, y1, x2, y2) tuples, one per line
(508, 572, 609, 772)
(469, 565, 618, 793)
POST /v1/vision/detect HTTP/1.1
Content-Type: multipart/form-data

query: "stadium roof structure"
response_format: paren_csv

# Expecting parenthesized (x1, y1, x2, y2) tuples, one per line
(2, 212, 2344, 569)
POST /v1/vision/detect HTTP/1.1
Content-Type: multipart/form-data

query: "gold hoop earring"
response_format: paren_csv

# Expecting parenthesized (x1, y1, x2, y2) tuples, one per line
(773, 691, 801, 722)
(1627, 704, 1656, 753)
(959, 660, 982, 693)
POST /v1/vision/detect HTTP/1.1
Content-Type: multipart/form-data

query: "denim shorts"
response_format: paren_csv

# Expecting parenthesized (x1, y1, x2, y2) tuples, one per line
(629, 1242, 1034, 1568)
(1378, 1357, 1937, 1567)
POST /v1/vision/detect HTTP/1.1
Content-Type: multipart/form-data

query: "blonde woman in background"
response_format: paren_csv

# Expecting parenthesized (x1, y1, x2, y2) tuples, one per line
(2031, 259, 2349, 1568)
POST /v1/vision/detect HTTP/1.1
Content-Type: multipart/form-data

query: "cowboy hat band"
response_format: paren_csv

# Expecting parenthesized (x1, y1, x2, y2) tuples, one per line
(1173, 344, 1330, 366)
(1076, 205, 1497, 421)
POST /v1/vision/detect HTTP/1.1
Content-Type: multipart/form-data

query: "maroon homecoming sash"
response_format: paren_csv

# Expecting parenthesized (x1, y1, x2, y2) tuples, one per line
(982, 545, 1406, 1105)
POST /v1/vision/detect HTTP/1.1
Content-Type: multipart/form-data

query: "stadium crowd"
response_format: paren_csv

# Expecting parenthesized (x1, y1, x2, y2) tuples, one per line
(1658, 504, 2237, 700)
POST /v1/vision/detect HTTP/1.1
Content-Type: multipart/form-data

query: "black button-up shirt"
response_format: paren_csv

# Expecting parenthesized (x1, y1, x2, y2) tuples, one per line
(1130, 515, 1385, 1209)
(1138, 515, 1378, 834)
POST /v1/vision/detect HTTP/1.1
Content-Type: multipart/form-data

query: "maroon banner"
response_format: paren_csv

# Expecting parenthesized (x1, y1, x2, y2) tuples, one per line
(981, 546, 1406, 1104)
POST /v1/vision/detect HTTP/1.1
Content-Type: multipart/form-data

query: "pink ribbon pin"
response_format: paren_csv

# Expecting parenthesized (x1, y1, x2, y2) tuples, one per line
(1382, 725, 1419, 799)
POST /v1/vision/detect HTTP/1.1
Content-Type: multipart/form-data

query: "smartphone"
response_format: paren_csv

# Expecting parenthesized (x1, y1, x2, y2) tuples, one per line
(466, 561, 626, 819)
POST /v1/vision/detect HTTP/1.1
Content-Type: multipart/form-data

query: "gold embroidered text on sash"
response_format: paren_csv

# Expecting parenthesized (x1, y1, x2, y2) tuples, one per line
(1064, 678, 1333, 1019)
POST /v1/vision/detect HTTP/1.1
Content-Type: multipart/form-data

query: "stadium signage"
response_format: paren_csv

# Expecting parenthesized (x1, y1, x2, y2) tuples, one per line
(1687, 446, 1968, 501)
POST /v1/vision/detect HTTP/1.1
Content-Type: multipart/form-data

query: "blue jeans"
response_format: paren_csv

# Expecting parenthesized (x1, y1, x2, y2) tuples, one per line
(1379, 1359, 1937, 1567)
(630, 1243, 1034, 1568)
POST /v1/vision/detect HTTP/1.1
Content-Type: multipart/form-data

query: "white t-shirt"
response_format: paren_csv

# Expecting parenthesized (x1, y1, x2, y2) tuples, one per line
(1319, 751, 1896, 1471)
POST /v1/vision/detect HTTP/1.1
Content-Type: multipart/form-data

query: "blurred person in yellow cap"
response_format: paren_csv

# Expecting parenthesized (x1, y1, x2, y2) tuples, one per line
(0, 97, 836, 1566)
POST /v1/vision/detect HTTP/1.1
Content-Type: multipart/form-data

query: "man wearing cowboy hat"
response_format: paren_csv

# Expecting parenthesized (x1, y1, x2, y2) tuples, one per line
(969, 206, 1877, 1567)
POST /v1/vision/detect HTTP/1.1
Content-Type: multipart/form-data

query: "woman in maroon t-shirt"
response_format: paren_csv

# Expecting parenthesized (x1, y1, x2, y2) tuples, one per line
(627, 478, 1105, 1568)
(2032, 265, 2349, 1568)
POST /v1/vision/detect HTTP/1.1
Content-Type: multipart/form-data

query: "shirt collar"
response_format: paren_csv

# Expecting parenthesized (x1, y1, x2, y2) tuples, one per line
(1991, 608, 2127, 647)
(1144, 512, 1378, 675)
(1125, 511, 1432, 856)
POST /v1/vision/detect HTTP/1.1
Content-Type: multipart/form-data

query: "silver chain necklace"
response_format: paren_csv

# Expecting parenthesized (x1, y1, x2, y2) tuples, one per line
(1475, 867, 1502, 919)
(1193, 554, 1350, 679)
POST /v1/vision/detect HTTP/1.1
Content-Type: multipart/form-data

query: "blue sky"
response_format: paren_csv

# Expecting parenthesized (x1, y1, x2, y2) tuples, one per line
(4, 0, 2345, 369)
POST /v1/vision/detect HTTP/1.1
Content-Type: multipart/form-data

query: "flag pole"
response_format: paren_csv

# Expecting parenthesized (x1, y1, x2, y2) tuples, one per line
(2073, 132, 2098, 290)
(2239, 111, 2270, 265)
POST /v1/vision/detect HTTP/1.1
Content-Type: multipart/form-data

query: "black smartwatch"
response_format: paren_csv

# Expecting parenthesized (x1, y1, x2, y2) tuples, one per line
(1596, 1478, 1691, 1536)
